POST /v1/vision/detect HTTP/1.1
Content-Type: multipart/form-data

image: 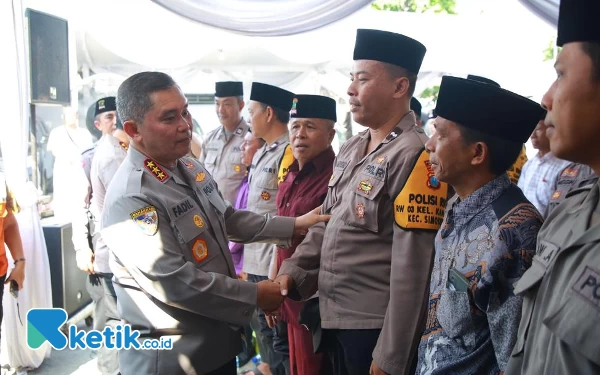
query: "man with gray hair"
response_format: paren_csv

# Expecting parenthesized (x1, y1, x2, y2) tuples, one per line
(101, 71, 329, 375)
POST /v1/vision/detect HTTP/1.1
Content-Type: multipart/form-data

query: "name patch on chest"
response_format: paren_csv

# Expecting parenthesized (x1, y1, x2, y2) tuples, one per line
(535, 240, 560, 268)
(171, 199, 195, 218)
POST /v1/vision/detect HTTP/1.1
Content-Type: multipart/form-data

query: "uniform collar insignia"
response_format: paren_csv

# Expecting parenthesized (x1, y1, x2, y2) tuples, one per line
(385, 127, 403, 142)
(144, 158, 169, 183)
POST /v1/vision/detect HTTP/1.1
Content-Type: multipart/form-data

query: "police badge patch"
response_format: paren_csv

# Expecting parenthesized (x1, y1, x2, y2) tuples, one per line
(130, 206, 159, 235)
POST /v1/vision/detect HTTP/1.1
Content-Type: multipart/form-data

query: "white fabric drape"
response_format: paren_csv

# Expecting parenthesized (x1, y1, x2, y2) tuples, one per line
(151, 0, 373, 36)
(1, 184, 53, 370)
(0, 0, 53, 369)
(518, 0, 559, 26)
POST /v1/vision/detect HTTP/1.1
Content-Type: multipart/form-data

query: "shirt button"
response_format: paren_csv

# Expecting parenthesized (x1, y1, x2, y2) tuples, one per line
(286, 203, 290, 207)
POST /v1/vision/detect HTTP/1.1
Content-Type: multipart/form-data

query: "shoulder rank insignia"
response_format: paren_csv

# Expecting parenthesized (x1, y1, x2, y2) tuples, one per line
(144, 159, 169, 183)
(130, 206, 159, 235)
(192, 238, 208, 262)
(561, 168, 578, 178)
(393, 150, 448, 230)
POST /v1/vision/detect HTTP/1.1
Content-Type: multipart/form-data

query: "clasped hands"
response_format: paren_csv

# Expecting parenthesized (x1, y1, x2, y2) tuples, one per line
(256, 274, 295, 327)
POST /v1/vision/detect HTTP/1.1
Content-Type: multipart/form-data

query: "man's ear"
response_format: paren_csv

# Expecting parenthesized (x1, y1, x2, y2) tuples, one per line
(392, 76, 410, 99)
(238, 100, 245, 112)
(471, 141, 489, 167)
(265, 106, 274, 123)
(94, 121, 102, 131)
(123, 120, 141, 143)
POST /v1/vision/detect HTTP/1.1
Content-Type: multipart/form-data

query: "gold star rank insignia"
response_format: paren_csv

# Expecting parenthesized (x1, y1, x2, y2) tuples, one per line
(143, 158, 169, 182)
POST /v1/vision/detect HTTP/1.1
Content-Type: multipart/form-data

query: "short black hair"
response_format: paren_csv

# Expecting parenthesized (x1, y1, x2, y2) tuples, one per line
(382, 62, 418, 97)
(581, 42, 600, 81)
(457, 124, 523, 176)
(259, 103, 290, 124)
(117, 72, 178, 125)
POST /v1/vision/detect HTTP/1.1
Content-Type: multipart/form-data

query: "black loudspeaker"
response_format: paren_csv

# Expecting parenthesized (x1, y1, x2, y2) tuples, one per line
(27, 9, 70, 105)
(42, 220, 92, 316)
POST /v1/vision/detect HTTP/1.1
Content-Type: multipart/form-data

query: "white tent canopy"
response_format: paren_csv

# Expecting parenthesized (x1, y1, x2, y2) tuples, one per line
(25, 0, 557, 102)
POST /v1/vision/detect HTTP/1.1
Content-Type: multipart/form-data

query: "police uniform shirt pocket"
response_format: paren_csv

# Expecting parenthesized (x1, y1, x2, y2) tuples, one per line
(437, 289, 480, 349)
(170, 198, 208, 244)
(172, 207, 216, 265)
(542, 266, 600, 366)
(343, 173, 385, 233)
(255, 167, 278, 207)
(226, 152, 245, 179)
(204, 150, 218, 165)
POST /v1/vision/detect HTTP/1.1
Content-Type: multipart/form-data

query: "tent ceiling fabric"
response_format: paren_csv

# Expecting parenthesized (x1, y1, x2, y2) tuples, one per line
(151, 0, 373, 36)
(518, 0, 559, 26)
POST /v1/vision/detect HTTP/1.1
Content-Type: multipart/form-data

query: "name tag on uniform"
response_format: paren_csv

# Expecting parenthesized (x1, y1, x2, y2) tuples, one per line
(171, 198, 196, 219)
(535, 240, 560, 268)
(572, 266, 600, 311)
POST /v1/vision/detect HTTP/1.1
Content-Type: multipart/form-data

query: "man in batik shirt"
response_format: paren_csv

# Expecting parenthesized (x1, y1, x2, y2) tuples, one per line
(416, 76, 545, 374)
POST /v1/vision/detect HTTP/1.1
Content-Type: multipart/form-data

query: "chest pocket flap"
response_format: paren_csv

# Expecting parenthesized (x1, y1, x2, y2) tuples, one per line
(343, 173, 386, 233)
(170, 198, 209, 244)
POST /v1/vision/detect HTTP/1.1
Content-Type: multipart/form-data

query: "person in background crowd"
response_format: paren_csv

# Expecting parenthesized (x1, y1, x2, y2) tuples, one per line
(0, 174, 26, 344)
(518, 119, 569, 217)
(272, 94, 336, 375)
(88, 96, 128, 375)
(245, 82, 296, 375)
(48, 107, 93, 220)
(201, 81, 248, 204)
(228, 129, 265, 369)
(410, 97, 423, 127)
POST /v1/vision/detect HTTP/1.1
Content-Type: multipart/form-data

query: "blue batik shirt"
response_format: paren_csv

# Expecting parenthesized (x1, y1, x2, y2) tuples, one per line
(416, 174, 543, 375)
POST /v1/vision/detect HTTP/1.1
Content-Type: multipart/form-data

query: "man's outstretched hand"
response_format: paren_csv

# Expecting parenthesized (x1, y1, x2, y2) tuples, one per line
(294, 206, 331, 236)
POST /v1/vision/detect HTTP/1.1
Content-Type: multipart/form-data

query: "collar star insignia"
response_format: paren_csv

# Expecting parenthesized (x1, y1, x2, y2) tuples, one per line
(143, 158, 169, 183)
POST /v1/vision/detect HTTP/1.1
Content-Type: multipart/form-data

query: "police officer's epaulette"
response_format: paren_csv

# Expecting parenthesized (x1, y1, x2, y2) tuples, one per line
(143, 158, 169, 182)
(565, 184, 595, 199)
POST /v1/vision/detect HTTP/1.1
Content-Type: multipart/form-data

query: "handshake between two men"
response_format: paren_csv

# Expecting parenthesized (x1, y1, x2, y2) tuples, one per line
(256, 275, 296, 328)
(254, 204, 330, 326)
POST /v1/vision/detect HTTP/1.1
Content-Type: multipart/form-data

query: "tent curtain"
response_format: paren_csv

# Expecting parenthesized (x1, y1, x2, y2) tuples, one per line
(151, 0, 373, 36)
(0, 0, 53, 369)
(518, 0, 559, 26)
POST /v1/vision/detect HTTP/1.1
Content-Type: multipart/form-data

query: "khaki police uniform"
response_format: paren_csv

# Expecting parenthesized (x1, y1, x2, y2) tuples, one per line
(243, 132, 294, 276)
(547, 163, 598, 215)
(506, 181, 600, 374)
(200, 119, 249, 205)
(101, 145, 295, 375)
(279, 112, 449, 374)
